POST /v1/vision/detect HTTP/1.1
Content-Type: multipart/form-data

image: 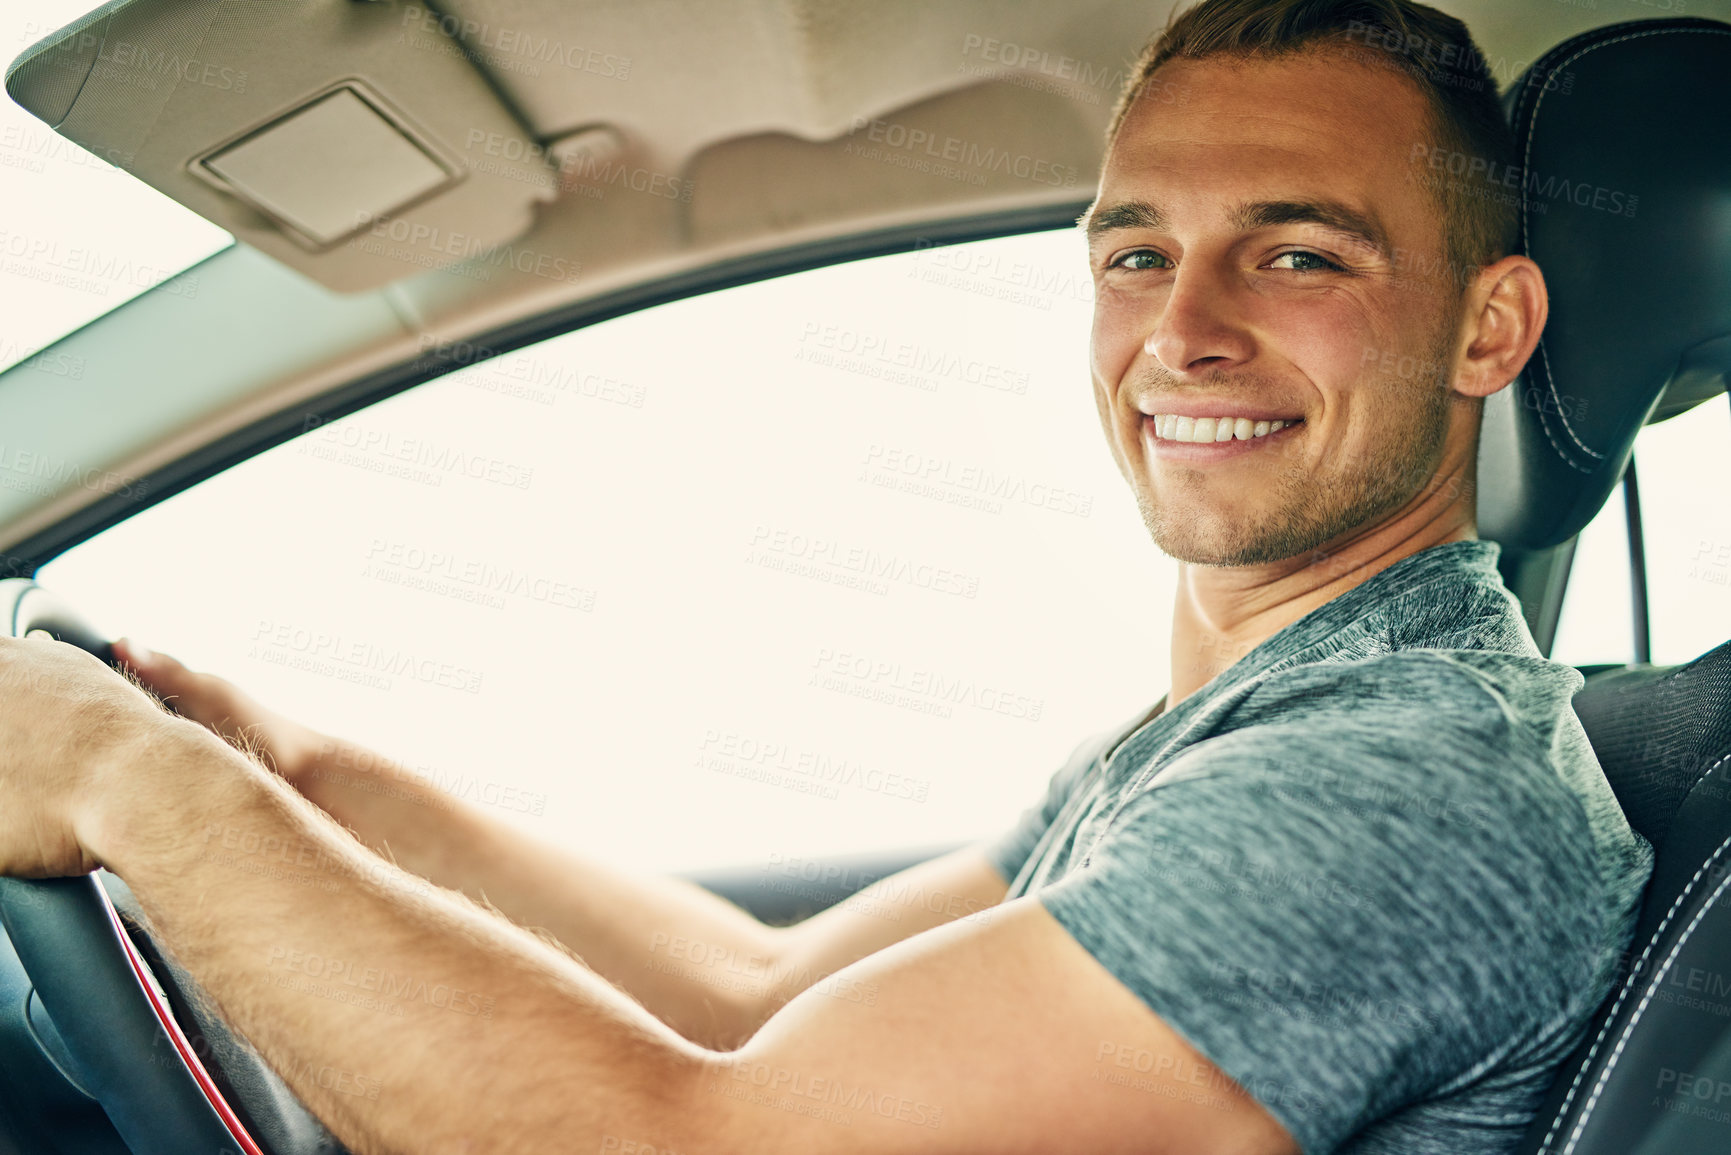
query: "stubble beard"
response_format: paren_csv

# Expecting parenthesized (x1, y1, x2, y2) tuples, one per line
(1132, 326, 1458, 567)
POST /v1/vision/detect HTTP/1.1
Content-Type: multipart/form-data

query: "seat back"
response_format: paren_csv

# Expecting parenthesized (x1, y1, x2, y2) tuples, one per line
(1477, 15, 1731, 553)
(1490, 15, 1731, 1152)
(1517, 645, 1731, 1153)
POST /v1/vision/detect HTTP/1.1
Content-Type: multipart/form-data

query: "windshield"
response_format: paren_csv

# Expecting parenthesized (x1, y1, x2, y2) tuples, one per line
(1, 0, 232, 375)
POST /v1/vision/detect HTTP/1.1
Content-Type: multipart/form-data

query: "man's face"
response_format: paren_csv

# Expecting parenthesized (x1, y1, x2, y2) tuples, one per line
(1088, 49, 1474, 567)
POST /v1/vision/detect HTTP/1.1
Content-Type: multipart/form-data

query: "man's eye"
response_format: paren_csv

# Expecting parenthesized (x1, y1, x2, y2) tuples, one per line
(1268, 250, 1343, 272)
(1109, 250, 1170, 271)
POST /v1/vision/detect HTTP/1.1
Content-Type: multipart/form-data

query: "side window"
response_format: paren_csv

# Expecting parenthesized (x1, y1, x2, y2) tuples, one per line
(39, 230, 1175, 876)
(1637, 399, 1731, 665)
(1550, 399, 1731, 668)
(1548, 467, 1633, 668)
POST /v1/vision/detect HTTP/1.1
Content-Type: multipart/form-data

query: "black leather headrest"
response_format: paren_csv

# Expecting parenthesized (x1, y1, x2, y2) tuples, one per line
(1477, 18, 1731, 552)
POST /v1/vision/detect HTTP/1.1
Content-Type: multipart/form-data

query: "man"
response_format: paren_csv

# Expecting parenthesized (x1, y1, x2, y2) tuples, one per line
(0, 0, 1653, 1151)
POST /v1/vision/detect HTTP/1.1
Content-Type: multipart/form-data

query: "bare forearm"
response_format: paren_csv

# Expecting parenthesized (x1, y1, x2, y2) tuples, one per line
(289, 737, 509, 884)
(292, 737, 790, 1048)
(94, 723, 722, 1155)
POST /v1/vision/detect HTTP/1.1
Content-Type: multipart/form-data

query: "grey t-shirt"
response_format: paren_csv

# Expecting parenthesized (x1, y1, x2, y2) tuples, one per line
(982, 539, 1653, 1155)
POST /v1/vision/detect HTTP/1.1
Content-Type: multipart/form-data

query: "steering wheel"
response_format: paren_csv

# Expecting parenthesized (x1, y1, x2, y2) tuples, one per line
(0, 578, 345, 1155)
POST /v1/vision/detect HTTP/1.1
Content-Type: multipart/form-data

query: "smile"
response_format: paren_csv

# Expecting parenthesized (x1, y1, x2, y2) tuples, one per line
(1146, 414, 1304, 443)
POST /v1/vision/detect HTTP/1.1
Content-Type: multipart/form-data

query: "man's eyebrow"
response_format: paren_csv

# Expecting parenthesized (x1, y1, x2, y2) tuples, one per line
(1081, 200, 1167, 240)
(1082, 197, 1391, 259)
(1230, 200, 1391, 257)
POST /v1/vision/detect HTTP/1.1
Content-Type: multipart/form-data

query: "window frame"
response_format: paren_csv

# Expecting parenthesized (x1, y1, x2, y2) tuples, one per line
(6, 201, 1091, 582)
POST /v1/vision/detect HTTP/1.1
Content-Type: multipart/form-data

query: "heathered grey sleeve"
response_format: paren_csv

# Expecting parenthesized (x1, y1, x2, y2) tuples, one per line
(1034, 658, 1613, 1154)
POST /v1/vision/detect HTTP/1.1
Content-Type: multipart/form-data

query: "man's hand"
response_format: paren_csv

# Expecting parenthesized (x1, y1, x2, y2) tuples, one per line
(112, 637, 325, 787)
(0, 634, 171, 878)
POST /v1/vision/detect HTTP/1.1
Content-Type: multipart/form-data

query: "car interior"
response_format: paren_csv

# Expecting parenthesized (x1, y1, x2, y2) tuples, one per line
(0, 1, 1728, 1153)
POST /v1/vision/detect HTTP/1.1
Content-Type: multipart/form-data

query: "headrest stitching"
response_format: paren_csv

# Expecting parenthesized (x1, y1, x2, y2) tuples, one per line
(1531, 347, 1597, 475)
(1520, 26, 1731, 473)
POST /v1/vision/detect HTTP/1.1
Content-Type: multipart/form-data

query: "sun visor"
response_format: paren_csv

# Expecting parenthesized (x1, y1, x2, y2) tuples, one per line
(4, 0, 556, 292)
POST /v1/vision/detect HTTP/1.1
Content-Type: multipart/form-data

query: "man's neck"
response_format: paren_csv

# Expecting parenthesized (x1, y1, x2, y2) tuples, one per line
(1167, 516, 1477, 709)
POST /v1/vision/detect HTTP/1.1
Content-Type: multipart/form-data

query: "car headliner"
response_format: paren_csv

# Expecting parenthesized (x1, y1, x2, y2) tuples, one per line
(0, 0, 1721, 568)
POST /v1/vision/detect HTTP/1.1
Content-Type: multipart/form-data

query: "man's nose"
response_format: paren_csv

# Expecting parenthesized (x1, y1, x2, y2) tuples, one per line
(1142, 268, 1254, 376)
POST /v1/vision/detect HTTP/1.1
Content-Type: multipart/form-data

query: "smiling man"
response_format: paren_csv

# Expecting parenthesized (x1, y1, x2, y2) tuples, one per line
(0, 1, 1654, 1153)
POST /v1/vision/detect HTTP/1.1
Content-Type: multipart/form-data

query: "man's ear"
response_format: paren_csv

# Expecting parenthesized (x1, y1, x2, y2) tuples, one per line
(1453, 255, 1548, 399)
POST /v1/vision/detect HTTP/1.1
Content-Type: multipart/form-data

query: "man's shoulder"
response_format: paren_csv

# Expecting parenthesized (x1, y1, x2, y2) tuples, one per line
(1235, 647, 1581, 745)
(1181, 646, 1652, 941)
(1183, 648, 1606, 855)
(1101, 647, 1644, 998)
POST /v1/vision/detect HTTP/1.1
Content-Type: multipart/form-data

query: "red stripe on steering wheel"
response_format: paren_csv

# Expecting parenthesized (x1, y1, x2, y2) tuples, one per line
(97, 884, 267, 1155)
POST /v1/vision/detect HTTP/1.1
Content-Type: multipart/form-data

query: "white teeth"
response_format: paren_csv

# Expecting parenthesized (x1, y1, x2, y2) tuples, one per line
(1149, 414, 1298, 443)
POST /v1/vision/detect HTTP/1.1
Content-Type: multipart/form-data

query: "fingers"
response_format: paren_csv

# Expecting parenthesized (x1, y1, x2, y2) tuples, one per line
(112, 637, 217, 715)
(114, 637, 190, 685)
(106, 640, 314, 783)
(112, 636, 156, 671)
(111, 637, 180, 713)
(110, 636, 150, 664)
